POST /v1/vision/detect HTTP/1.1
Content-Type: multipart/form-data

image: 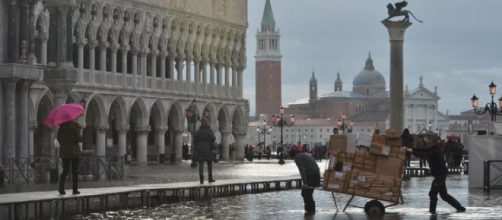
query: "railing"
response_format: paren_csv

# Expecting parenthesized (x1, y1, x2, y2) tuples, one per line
(483, 160, 502, 191)
(0, 156, 125, 186)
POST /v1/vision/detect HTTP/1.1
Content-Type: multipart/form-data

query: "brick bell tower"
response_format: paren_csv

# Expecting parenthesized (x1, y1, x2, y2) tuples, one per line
(255, 0, 282, 116)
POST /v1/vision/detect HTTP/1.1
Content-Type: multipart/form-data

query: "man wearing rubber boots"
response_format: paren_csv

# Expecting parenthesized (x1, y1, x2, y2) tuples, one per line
(407, 135, 466, 214)
(294, 149, 321, 217)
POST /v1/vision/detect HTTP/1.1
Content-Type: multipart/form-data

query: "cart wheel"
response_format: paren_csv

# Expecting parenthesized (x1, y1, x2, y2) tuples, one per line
(364, 200, 385, 217)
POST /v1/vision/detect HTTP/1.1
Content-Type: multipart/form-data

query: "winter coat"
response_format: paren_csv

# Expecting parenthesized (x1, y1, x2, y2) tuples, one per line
(57, 121, 82, 159)
(294, 153, 321, 187)
(193, 127, 216, 162)
(411, 146, 447, 177)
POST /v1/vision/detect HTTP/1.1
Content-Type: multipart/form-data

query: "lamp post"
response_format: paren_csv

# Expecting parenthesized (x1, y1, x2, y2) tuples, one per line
(271, 106, 295, 165)
(336, 112, 353, 134)
(256, 120, 272, 152)
(470, 81, 502, 122)
(185, 99, 199, 168)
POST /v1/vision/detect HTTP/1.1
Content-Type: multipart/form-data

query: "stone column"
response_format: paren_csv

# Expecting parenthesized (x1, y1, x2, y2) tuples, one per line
(77, 42, 84, 82)
(234, 133, 246, 161)
(216, 64, 222, 85)
(202, 62, 208, 84)
(131, 51, 138, 88)
(117, 126, 128, 157)
(16, 80, 32, 161)
(99, 44, 107, 73)
(40, 36, 48, 65)
(224, 65, 230, 86)
(7, 0, 19, 62)
(95, 126, 108, 157)
(209, 63, 215, 84)
(29, 122, 37, 158)
(3, 79, 18, 161)
(121, 47, 128, 86)
(150, 52, 158, 77)
(221, 131, 231, 160)
(110, 46, 118, 86)
(186, 57, 192, 82)
(174, 130, 183, 162)
(140, 52, 147, 88)
(232, 65, 237, 87)
(156, 127, 167, 163)
(88, 43, 96, 82)
(194, 60, 200, 83)
(135, 127, 150, 164)
(168, 54, 175, 79)
(176, 58, 183, 81)
(159, 53, 166, 79)
(382, 20, 412, 130)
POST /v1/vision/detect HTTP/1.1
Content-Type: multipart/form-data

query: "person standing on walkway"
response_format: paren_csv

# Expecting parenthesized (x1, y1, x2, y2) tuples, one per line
(294, 150, 321, 217)
(57, 119, 82, 195)
(401, 128, 414, 167)
(193, 119, 216, 184)
(407, 136, 466, 214)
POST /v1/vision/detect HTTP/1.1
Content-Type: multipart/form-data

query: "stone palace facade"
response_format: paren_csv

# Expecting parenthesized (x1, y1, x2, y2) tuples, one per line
(0, 0, 249, 165)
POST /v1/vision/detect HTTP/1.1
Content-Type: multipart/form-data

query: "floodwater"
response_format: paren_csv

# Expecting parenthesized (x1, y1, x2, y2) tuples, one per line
(75, 175, 502, 220)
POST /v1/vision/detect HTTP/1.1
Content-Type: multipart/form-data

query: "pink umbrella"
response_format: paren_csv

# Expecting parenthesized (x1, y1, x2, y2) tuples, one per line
(44, 103, 85, 127)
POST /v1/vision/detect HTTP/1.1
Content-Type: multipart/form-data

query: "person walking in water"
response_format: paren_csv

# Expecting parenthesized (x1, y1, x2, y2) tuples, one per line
(294, 149, 321, 217)
(193, 119, 216, 184)
(407, 135, 466, 214)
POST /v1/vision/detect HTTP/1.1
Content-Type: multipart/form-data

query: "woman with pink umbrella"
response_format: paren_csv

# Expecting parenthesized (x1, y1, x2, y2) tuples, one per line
(44, 99, 85, 195)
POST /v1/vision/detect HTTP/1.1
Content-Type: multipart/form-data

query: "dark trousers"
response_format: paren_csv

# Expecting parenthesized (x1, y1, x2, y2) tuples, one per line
(301, 188, 315, 213)
(420, 158, 427, 168)
(59, 158, 79, 191)
(429, 175, 463, 213)
(198, 160, 213, 183)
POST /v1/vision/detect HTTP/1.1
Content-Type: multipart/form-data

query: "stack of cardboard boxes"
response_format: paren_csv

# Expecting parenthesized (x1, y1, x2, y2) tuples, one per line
(323, 129, 406, 203)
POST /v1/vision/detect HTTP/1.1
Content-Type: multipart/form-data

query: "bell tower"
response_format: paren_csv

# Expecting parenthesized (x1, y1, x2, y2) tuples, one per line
(255, 0, 282, 116)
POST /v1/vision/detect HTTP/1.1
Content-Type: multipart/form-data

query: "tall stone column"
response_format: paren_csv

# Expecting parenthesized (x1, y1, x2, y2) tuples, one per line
(216, 64, 222, 85)
(159, 53, 166, 79)
(95, 126, 108, 157)
(99, 44, 107, 73)
(7, 0, 20, 62)
(135, 127, 150, 164)
(110, 46, 118, 86)
(3, 79, 18, 162)
(150, 52, 158, 77)
(140, 52, 147, 88)
(174, 130, 183, 162)
(88, 43, 96, 82)
(131, 51, 138, 88)
(382, 20, 412, 130)
(234, 133, 246, 161)
(16, 80, 32, 161)
(29, 122, 37, 158)
(40, 36, 48, 65)
(156, 127, 167, 163)
(209, 63, 215, 84)
(221, 131, 231, 160)
(117, 126, 128, 157)
(202, 62, 208, 84)
(168, 54, 175, 79)
(175, 58, 183, 81)
(194, 60, 200, 83)
(77, 42, 84, 82)
(186, 57, 192, 82)
(121, 48, 128, 86)
(224, 65, 230, 86)
(232, 65, 237, 87)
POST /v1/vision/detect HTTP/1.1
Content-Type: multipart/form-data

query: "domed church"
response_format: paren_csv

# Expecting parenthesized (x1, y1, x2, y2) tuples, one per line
(287, 53, 449, 134)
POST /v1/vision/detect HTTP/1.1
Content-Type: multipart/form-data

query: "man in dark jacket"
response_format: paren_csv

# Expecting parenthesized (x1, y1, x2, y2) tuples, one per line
(408, 137, 466, 214)
(294, 151, 321, 217)
(193, 120, 216, 184)
(57, 120, 82, 195)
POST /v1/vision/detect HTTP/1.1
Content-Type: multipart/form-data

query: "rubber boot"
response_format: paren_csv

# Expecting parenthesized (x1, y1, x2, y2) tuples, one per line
(429, 200, 437, 214)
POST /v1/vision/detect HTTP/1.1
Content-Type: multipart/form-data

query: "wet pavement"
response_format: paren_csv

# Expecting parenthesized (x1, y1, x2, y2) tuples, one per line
(2, 159, 502, 219)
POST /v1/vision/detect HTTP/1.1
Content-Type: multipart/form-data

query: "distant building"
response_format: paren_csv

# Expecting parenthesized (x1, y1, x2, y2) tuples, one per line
(286, 54, 449, 135)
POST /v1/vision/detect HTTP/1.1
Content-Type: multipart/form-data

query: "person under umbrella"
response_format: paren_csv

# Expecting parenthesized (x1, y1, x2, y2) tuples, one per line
(44, 100, 85, 195)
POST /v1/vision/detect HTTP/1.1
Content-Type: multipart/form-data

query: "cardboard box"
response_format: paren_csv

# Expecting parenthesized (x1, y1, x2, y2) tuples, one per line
(329, 135, 347, 153)
(385, 128, 401, 138)
(374, 157, 404, 178)
(386, 138, 402, 147)
(371, 134, 386, 145)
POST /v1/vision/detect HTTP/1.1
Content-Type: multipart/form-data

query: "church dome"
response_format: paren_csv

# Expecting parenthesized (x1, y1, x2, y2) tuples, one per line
(352, 54, 386, 89)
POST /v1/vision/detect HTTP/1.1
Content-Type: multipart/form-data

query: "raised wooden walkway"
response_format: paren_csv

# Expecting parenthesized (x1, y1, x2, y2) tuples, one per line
(0, 177, 301, 220)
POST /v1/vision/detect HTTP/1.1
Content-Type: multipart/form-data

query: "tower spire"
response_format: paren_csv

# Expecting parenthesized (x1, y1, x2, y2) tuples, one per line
(364, 52, 375, 70)
(261, 0, 276, 28)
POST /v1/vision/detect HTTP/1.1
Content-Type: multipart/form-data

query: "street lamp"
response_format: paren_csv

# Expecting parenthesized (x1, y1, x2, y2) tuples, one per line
(470, 81, 502, 121)
(185, 99, 199, 168)
(271, 106, 295, 165)
(336, 112, 353, 134)
(256, 120, 272, 151)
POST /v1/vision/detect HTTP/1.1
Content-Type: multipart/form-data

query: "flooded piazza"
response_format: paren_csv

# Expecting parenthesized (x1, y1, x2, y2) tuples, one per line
(71, 161, 502, 220)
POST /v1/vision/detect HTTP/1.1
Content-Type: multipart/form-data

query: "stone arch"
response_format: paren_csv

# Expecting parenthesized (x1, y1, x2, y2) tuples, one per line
(82, 94, 107, 154)
(166, 101, 184, 163)
(231, 105, 247, 161)
(147, 99, 166, 162)
(107, 94, 128, 157)
(34, 94, 54, 158)
(127, 97, 149, 163)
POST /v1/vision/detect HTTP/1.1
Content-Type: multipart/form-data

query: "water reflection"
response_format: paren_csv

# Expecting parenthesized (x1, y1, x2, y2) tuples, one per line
(76, 176, 502, 220)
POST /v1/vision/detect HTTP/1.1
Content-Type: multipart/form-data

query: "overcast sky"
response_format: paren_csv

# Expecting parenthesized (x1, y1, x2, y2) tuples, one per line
(243, 0, 502, 116)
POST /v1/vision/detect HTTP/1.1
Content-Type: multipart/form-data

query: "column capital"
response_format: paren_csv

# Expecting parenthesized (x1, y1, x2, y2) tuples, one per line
(2, 78, 18, 89)
(99, 42, 110, 50)
(95, 125, 109, 132)
(156, 127, 168, 134)
(381, 20, 412, 41)
(135, 126, 151, 134)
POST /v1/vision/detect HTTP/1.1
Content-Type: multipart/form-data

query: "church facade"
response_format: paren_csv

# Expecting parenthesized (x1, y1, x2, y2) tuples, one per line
(287, 54, 449, 135)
